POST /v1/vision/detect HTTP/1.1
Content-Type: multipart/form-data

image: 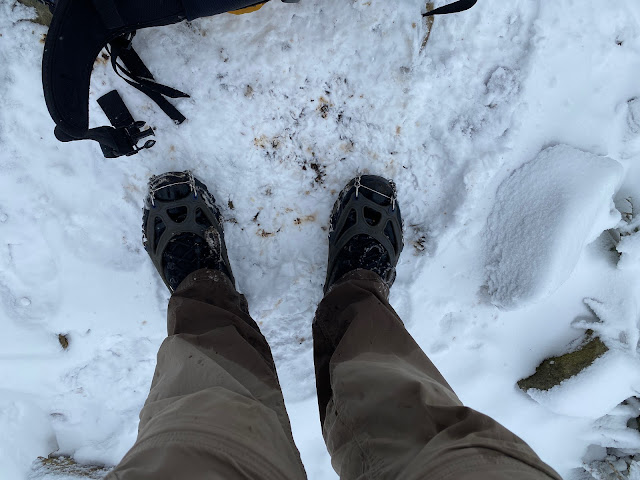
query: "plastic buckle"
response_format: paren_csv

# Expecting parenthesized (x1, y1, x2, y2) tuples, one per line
(110, 32, 136, 55)
(125, 32, 136, 49)
(124, 121, 156, 156)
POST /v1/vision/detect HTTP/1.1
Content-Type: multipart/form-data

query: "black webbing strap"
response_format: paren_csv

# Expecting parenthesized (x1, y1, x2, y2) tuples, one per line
(108, 34, 189, 126)
(423, 0, 477, 16)
(98, 90, 136, 127)
(54, 91, 156, 158)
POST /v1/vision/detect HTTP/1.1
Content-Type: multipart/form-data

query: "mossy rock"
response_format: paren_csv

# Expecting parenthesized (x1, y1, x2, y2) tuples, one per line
(17, 0, 52, 26)
(31, 455, 110, 479)
(518, 333, 609, 392)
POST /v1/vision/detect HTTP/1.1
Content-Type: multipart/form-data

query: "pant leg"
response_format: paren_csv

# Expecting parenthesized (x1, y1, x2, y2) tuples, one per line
(313, 269, 562, 480)
(108, 269, 307, 480)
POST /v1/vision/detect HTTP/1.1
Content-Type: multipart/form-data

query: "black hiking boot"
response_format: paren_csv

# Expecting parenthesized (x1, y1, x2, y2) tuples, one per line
(142, 171, 234, 292)
(324, 175, 403, 293)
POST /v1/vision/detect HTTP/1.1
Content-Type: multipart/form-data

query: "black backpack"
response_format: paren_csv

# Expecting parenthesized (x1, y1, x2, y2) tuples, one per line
(42, 0, 476, 158)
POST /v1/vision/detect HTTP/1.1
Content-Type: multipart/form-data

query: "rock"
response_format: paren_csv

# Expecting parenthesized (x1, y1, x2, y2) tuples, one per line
(30, 455, 110, 479)
(57, 334, 69, 350)
(518, 333, 608, 392)
(17, 0, 52, 26)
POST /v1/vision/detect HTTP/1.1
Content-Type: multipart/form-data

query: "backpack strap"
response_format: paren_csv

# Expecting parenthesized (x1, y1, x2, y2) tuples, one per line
(108, 33, 189, 126)
(50, 31, 186, 158)
(54, 90, 156, 158)
(423, 0, 478, 16)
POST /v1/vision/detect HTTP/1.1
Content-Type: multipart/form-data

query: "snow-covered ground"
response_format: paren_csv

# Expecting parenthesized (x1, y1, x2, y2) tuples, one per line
(2, 0, 640, 478)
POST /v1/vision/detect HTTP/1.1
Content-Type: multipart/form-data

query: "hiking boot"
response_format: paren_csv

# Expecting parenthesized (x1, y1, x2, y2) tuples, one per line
(142, 171, 234, 292)
(324, 175, 403, 293)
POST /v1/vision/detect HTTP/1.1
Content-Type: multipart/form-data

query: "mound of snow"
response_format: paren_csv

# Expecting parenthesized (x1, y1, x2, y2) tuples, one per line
(484, 144, 623, 308)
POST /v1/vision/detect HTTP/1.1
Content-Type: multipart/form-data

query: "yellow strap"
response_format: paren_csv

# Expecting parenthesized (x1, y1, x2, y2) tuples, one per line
(229, 2, 267, 15)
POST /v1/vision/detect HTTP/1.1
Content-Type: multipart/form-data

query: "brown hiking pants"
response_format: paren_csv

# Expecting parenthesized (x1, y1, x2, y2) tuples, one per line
(107, 268, 561, 480)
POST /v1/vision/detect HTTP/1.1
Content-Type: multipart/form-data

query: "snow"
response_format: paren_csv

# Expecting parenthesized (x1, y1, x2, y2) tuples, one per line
(484, 144, 623, 309)
(618, 232, 640, 270)
(0, 393, 57, 480)
(1, 0, 640, 478)
(628, 98, 640, 136)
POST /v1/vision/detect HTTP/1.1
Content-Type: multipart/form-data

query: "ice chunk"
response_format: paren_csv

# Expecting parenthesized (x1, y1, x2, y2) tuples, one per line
(484, 144, 623, 308)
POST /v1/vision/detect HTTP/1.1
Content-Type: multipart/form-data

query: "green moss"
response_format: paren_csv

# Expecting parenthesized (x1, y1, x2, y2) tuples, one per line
(518, 335, 609, 392)
(34, 455, 110, 478)
(16, 0, 52, 26)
